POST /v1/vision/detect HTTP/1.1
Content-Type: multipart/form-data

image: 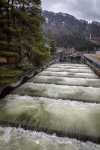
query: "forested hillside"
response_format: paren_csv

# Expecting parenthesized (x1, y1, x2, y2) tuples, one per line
(42, 10, 100, 37)
(42, 10, 100, 52)
(54, 33, 99, 52)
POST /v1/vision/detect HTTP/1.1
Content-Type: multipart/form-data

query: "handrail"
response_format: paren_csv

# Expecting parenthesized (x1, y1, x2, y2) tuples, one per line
(85, 60, 100, 78)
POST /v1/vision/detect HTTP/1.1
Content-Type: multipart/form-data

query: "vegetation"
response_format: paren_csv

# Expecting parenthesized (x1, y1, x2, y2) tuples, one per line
(0, 70, 22, 84)
(0, 0, 49, 68)
(55, 33, 99, 51)
(44, 32, 56, 52)
(42, 10, 100, 38)
(0, 0, 49, 84)
(0, 70, 22, 78)
(42, 11, 100, 52)
(91, 54, 100, 60)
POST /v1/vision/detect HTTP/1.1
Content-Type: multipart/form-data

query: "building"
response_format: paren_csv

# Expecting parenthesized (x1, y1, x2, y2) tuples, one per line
(96, 51, 100, 55)
(44, 36, 50, 47)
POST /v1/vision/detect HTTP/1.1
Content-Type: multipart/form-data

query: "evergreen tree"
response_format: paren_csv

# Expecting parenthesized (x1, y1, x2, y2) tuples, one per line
(0, 0, 20, 65)
(14, 0, 49, 66)
(55, 33, 98, 52)
(47, 32, 56, 53)
(26, 0, 49, 65)
(0, 0, 49, 69)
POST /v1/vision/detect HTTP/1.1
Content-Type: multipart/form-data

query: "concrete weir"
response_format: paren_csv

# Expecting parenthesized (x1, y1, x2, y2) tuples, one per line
(0, 61, 100, 147)
(0, 68, 41, 99)
(0, 120, 100, 144)
(0, 58, 59, 99)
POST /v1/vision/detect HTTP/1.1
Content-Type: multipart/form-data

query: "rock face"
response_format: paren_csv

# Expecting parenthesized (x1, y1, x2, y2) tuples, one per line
(42, 10, 100, 38)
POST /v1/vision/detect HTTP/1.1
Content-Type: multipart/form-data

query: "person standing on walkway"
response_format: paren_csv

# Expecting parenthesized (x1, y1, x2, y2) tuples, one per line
(70, 55, 73, 62)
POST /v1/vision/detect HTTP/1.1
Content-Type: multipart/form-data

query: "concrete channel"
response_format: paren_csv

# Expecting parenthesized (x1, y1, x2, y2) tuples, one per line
(0, 59, 100, 149)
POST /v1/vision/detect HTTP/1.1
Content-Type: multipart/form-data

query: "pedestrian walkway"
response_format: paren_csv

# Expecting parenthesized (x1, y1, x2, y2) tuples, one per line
(83, 54, 100, 67)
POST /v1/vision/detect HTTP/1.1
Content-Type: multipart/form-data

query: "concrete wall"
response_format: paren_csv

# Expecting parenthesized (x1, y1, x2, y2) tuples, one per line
(0, 58, 60, 99)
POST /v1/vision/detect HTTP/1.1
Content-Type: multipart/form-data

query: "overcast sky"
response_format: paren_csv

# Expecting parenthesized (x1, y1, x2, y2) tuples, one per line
(41, 0, 100, 22)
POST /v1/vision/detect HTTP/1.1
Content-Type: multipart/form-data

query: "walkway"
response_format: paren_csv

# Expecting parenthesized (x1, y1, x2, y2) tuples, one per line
(83, 54, 100, 68)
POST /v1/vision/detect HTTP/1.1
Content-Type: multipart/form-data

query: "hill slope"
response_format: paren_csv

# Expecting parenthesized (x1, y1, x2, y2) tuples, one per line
(42, 10, 100, 38)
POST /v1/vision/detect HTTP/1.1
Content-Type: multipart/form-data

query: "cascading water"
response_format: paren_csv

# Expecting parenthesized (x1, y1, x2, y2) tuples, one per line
(29, 76, 100, 87)
(11, 83, 100, 103)
(0, 95, 100, 137)
(0, 127, 100, 150)
(0, 63, 100, 149)
(44, 67, 93, 73)
(38, 71, 99, 79)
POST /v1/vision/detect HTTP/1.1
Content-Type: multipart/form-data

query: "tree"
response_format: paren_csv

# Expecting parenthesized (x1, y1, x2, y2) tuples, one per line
(0, 0, 20, 65)
(55, 33, 98, 52)
(0, 0, 49, 69)
(47, 32, 56, 52)
(14, 0, 49, 66)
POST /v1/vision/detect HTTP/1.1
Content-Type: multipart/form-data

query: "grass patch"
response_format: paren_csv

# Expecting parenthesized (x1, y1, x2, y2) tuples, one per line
(16, 61, 35, 70)
(0, 61, 35, 85)
(0, 70, 22, 78)
(0, 70, 23, 84)
(0, 79, 13, 84)
(91, 54, 100, 60)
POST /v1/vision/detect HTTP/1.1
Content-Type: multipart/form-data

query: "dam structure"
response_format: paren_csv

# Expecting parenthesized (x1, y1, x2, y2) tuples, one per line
(0, 62, 100, 150)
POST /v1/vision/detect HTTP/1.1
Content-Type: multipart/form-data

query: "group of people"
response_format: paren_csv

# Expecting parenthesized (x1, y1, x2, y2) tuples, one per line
(63, 55, 81, 62)
(70, 55, 81, 62)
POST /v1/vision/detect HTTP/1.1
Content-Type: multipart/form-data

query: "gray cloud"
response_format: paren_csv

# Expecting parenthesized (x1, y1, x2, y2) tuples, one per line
(41, 0, 100, 22)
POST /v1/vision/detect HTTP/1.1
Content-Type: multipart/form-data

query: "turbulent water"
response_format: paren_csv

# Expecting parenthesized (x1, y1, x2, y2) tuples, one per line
(0, 95, 100, 137)
(0, 127, 100, 150)
(11, 83, 100, 103)
(38, 71, 99, 79)
(29, 76, 100, 87)
(0, 63, 100, 149)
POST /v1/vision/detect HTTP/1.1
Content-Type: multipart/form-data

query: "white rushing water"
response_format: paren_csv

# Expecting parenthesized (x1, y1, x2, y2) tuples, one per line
(49, 63, 87, 67)
(44, 64, 93, 72)
(0, 62, 100, 149)
(0, 127, 100, 150)
(44, 68, 93, 73)
(28, 75, 100, 87)
(49, 65, 89, 69)
(39, 63, 98, 78)
(38, 71, 99, 78)
(0, 95, 100, 137)
(11, 83, 100, 103)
